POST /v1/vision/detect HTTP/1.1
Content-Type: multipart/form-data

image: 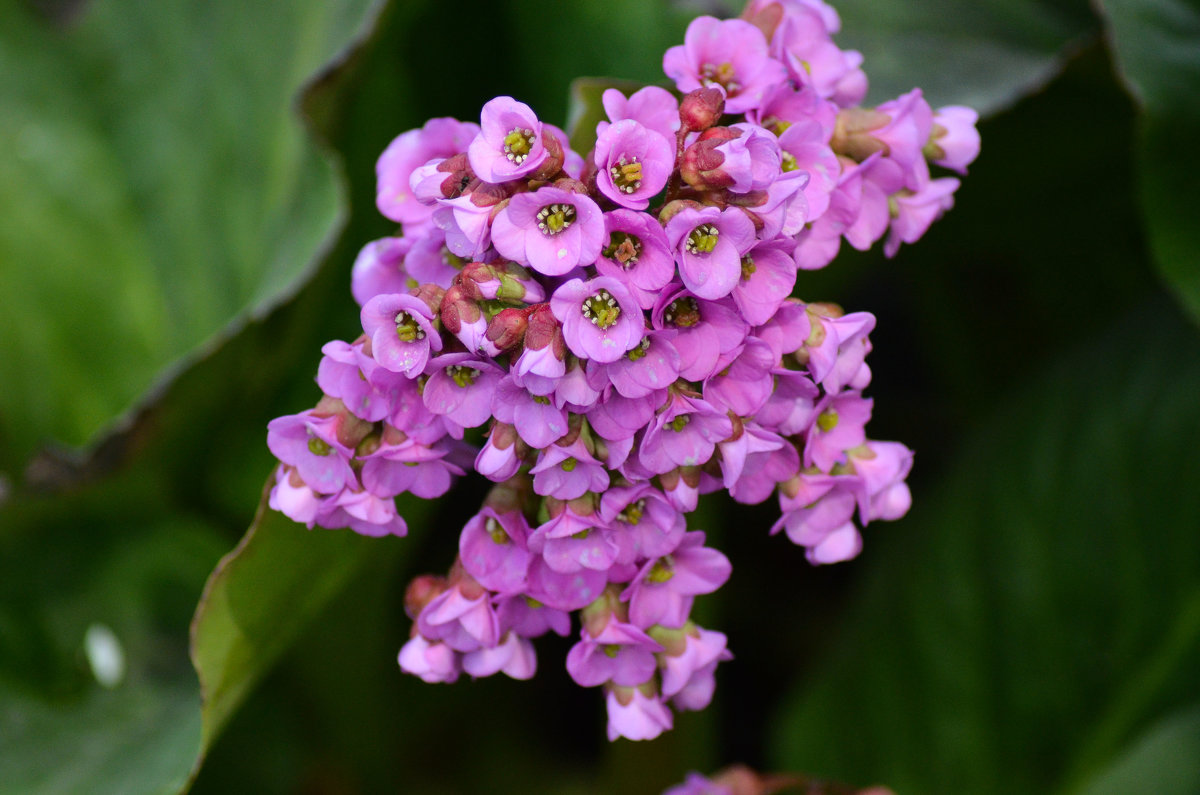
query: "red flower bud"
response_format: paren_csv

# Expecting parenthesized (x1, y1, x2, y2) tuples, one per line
(679, 87, 725, 132)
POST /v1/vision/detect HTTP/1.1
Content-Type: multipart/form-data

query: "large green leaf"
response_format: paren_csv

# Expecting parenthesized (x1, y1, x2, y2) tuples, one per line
(0, 0, 376, 469)
(832, 0, 1096, 111)
(0, 502, 226, 794)
(189, 487, 427, 751)
(1073, 705, 1200, 795)
(1096, 0, 1200, 323)
(770, 299, 1200, 794)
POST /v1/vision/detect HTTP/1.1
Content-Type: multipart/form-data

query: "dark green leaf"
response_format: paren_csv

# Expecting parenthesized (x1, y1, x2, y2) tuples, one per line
(190, 485, 388, 749)
(0, 512, 226, 794)
(1096, 0, 1200, 322)
(0, 0, 376, 468)
(1074, 705, 1200, 795)
(770, 299, 1200, 794)
(809, 0, 1096, 112)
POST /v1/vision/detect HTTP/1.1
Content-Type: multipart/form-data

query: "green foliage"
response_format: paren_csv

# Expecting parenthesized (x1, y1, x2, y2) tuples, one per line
(0, 0, 375, 468)
(1097, 0, 1200, 323)
(770, 300, 1200, 793)
(1, 0, 1199, 793)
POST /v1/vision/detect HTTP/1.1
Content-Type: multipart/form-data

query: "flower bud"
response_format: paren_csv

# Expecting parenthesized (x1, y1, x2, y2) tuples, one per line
(679, 87, 725, 132)
(404, 574, 447, 620)
(409, 283, 445, 315)
(527, 131, 565, 181)
(523, 304, 565, 358)
(440, 284, 481, 334)
(486, 307, 528, 351)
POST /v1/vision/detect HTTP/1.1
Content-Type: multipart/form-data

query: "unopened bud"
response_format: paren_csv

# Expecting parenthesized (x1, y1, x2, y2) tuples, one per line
(409, 283, 445, 315)
(404, 574, 447, 620)
(486, 307, 528, 351)
(470, 180, 511, 208)
(528, 132, 565, 181)
(831, 107, 892, 162)
(680, 87, 726, 132)
(658, 198, 703, 226)
(681, 137, 732, 190)
(440, 284, 481, 333)
(524, 304, 565, 357)
(435, 153, 475, 199)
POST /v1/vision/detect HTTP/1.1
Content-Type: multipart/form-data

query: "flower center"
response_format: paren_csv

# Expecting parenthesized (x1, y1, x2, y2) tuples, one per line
(307, 436, 332, 457)
(602, 231, 643, 268)
(609, 155, 643, 194)
(446, 364, 479, 388)
(486, 516, 509, 545)
(503, 127, 535, 163)
(395, 311, 426, 342)
(762, 115, 792, 135)
(700, 62, 740, 95)
(536, 203, 576, 236)
(686, 224, 719, 255)
(781, 151, 799, 172)
(667, 414, 691, 432)
(626, 337, 651, 361)
(816, 408, 839, 432)
(663, 297, 700, 328)
(561, 457, 578, 472)
(617, 499, 646, 525)
(740, 254, 756, 281)
(647, 556, 675, 583)
(581, 289, 622, 328)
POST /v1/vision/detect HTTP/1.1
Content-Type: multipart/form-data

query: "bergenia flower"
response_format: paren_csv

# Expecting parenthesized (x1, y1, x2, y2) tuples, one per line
(593, 120, 674, 210)
(665, 206, 757, 300)
(491, 186, 605, 276)
(599, 85, 681, 144)
(467, 96, 548, 182)
(663, 16, 787, 114)
(594, 210, 675, 310)
(360, 293, 441, 377)
(263, 0, 970, 743)
(550, 276, 644, 363)
(377, 117, 479, 226)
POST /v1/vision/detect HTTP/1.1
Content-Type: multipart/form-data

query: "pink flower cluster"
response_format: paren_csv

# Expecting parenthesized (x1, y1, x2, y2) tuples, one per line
(266, 0, 977, 743)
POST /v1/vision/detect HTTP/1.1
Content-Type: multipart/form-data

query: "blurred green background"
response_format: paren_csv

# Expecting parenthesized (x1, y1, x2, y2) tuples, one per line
(1, 0, 1198, 792)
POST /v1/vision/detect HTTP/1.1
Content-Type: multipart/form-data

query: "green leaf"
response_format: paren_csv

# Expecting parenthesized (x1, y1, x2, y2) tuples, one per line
(1074, 705, 1200, 795)
(0, 511, 227, 794)
(811, 0, 1096, 112)
(1096, 0, 1200, 323)
(770, 299, 1200, 794)
(0, 0, 376, 468)
(189, 485, 372, 749)
(189, 483, 433, 758)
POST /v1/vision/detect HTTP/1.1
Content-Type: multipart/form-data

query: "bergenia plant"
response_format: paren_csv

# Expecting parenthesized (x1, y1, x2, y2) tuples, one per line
(265, 0, 978, 772)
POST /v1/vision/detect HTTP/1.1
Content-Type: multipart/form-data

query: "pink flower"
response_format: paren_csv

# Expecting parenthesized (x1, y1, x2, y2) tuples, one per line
(350, 236, 414, 307)
(491, 187, 605, 276)
(665, 206, 757, 301)
(599, 85, 681, 145)
(467, 96, 548, 182)
(377, 117, 479, 226)
(594, 120, 674, 210)
(360, 293, 441, 378)
(594, 210, 676, 310)
(927, 105, 981, 174)
(605, 685, 673, 741)
(550, 276, 644, 364)
(663, 17, 787, 114)
(398, 635, 461, 683)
